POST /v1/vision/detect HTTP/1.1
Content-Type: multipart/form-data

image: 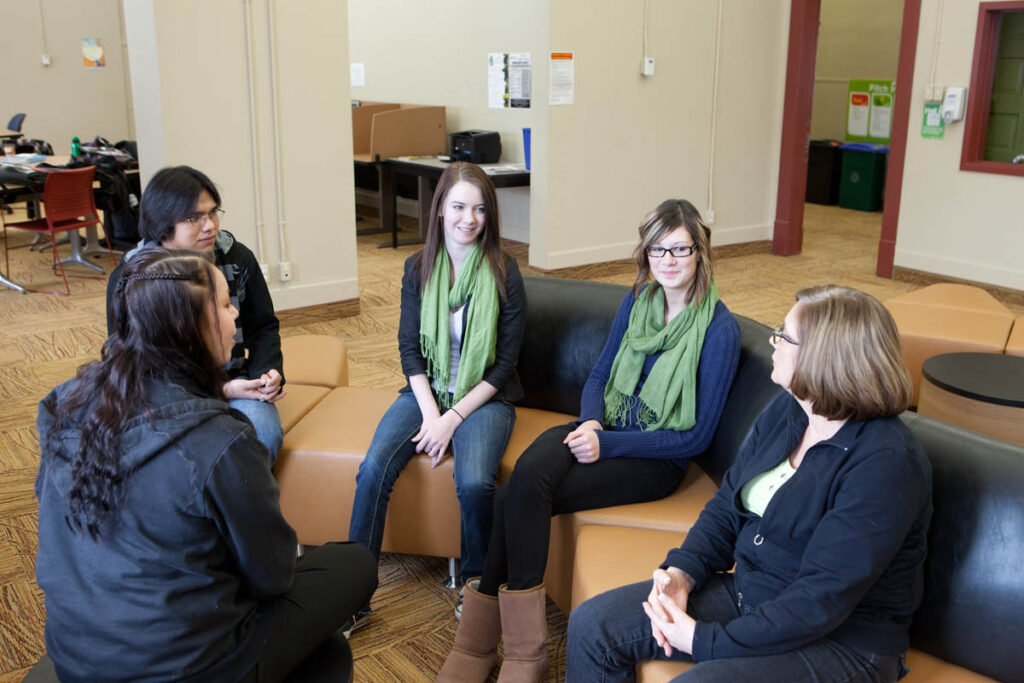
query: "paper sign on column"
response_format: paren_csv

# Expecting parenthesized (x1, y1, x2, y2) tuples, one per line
(351, 63, 365, 87)
(509, 53, 531, 108)
(488, 53, 507, 109)
(549, 52, 574, 105)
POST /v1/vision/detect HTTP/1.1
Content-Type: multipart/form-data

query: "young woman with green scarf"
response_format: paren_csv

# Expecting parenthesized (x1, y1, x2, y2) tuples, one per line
(348, 162, 525, 634)
(438, 199, 741, 683)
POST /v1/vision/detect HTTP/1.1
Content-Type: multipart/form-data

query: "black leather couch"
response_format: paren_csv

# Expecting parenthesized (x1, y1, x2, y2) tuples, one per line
(517, 276, 1023, 682)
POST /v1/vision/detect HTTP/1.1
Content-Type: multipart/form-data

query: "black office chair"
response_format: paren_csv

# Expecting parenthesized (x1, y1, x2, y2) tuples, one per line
(7, 113, 25, 133)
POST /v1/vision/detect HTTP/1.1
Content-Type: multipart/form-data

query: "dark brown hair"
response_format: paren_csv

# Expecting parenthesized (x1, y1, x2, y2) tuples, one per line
(631, 199, 714, 306)
(414, 162, 507, 297)
(54, 249, 227, 538)
(790, 285, 913, 421)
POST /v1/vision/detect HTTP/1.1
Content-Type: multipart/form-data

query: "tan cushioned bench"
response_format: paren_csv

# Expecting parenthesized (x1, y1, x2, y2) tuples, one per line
(271, 337, 718, 611)
(885, 284, 1014, 405)
(571, 525, 995, 682)
(276, 335, 349, 432)
(1006, 317, 1024, 358)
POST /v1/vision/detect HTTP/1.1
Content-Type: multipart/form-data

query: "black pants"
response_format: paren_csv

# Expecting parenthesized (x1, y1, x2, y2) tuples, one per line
(479, 423, 685, 594)
(243, 542, 377, 683)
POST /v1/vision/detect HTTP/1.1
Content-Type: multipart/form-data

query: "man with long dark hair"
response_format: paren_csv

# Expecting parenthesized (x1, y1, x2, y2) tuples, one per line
(106, 166, 285, 462)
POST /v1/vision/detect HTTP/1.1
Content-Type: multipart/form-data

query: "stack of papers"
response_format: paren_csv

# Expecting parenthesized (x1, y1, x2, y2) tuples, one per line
(1, 154, 45, 165)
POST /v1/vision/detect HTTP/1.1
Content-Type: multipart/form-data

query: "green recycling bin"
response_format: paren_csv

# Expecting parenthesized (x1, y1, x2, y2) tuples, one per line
(839, 143, 888, 211)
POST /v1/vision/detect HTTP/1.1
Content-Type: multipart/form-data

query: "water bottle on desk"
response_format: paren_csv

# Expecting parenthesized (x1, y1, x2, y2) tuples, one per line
(70, 136, 81, 159)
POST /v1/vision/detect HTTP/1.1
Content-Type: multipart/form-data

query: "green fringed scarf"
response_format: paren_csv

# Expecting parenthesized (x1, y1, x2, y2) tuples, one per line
(419, 244, 499, 409)
(603, 282, 719, 431)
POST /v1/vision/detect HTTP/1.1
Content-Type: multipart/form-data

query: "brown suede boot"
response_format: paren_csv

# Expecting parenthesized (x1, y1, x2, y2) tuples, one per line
(436, 579, 501, 683)
(496, 584, 549, 683)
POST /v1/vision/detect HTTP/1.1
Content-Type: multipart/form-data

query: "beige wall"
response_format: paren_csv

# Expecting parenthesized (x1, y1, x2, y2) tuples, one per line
(0, 0, 131, 153)
(125, 0, 359, 310)
(895, 0, 1024, 290)
(538, 0, 789, 269)
(811, 0, 903, 141)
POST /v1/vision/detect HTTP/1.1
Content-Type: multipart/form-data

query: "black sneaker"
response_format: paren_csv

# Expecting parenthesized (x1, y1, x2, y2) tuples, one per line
(340, 607, 372, 638)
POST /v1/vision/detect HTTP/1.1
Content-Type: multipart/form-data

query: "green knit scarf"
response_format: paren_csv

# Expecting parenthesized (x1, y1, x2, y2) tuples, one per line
(420, 244, 499, 409)
(603, 282, 719, 431)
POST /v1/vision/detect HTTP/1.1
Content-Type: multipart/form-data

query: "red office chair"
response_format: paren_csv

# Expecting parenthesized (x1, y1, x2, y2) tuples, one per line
(1, 166, 117, 295)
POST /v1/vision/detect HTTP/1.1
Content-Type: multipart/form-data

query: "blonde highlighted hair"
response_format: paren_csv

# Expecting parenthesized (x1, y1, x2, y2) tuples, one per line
(790, 285, 912, 421)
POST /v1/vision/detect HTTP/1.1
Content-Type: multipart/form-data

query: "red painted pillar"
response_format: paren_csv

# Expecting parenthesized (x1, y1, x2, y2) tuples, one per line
(876, 0, 922, 278)
(772, 0, 821, 256)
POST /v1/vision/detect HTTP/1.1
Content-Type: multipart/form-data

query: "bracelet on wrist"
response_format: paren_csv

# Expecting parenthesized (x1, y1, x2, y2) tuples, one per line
(450, 407, 465, 422)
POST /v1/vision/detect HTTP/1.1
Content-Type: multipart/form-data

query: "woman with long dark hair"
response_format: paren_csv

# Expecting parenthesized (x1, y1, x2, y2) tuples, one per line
(347, 162, 526, 632)
(567, 286, 932, 683)
(37, 249, 376, 682)
(438, 199, 741, 682)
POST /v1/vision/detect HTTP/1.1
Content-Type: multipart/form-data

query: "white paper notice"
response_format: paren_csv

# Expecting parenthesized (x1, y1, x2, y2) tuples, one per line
(869, 101, 892, 139)
(549, 52, 574, 105)
(508, 53, 531, 108)
(350, 63, 365, 87)
(847, 92, 870, 137)
(488, 53, 507, 109)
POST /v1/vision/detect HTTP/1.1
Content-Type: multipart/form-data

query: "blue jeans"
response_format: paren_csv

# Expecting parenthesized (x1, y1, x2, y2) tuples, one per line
(228, 398, 284, 466)
(567, 574, 903, 683)
(348, 391, 516, 582)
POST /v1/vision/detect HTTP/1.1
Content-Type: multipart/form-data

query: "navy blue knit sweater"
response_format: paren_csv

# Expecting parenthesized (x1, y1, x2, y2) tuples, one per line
(577, 289, 740, 461)
(664, 392, 933, 661)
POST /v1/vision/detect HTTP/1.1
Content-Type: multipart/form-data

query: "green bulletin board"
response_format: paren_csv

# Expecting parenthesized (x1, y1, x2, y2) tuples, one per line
(847, 79, 894, 143)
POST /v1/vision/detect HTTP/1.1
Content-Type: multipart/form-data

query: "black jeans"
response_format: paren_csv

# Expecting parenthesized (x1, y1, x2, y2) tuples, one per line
(242, 542, 377, 682)
(479, 423, 685, 594)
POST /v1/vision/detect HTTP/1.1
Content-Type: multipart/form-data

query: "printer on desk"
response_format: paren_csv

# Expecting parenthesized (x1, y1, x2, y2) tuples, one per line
(449, 130, 502, 164)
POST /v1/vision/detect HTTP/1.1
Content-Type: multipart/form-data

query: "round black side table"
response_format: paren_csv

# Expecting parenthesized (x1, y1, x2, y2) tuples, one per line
(918, 352, 1024, 446)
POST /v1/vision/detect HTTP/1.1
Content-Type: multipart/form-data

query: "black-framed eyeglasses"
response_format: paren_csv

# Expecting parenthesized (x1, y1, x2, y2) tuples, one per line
(770, 324, 799, 346)
(183, 208, 225, 226)
(646, 244, 698, 258)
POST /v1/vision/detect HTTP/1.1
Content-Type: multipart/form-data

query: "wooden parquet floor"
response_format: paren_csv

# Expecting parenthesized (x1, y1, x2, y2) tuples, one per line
(1, 202, 1021, 681)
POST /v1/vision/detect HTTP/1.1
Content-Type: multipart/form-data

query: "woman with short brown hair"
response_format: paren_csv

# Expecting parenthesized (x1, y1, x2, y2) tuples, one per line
(568, 285, 931, 683)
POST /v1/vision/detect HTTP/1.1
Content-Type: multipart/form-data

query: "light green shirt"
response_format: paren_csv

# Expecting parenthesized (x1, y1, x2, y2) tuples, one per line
(740, 457, 797, 517)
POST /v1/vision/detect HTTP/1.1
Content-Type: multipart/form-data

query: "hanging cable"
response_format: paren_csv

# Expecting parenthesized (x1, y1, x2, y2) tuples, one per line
(243, 0, 267, 264)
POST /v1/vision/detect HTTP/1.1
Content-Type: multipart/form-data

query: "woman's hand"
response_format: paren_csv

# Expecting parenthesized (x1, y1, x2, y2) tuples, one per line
(644, 568, 695, 657)
(563, 420, 603, 463)
(258, 369, 285, 403)
(412, 411, 460, 467)
(223, 370, 286, 403)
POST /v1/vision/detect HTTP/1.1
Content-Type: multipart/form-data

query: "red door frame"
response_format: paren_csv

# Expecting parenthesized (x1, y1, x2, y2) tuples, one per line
(877, 0, 923, 277)
(772, 0, 821, 256)
(773, 0, 923, 277)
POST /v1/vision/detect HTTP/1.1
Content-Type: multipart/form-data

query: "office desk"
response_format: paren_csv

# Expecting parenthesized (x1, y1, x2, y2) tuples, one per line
(379, 157, 530, 249)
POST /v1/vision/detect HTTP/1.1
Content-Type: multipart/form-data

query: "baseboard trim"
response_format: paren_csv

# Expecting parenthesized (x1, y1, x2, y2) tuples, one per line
(893, 250, 1024, 292)
(271, 278, 360, 312)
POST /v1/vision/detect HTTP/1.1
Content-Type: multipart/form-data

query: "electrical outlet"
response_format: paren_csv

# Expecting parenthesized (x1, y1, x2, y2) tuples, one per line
(278, 261, 292, 282)
(41, 54, 51, 66)
(260, 263, 270, 282)
(705, 209, 716, 225)
(642, 57, 655, 76)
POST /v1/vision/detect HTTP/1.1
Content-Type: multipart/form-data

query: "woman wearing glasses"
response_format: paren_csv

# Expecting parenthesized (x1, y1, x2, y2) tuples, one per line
(106, 166, 285, 462)
(566, 286, 932, 683)
(438, 199, 741, 683)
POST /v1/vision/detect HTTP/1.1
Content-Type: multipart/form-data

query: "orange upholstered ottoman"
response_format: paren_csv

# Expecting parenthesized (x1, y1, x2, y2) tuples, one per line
(1006, 318, 1024, 358)
(885, 284, 1013, 405)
